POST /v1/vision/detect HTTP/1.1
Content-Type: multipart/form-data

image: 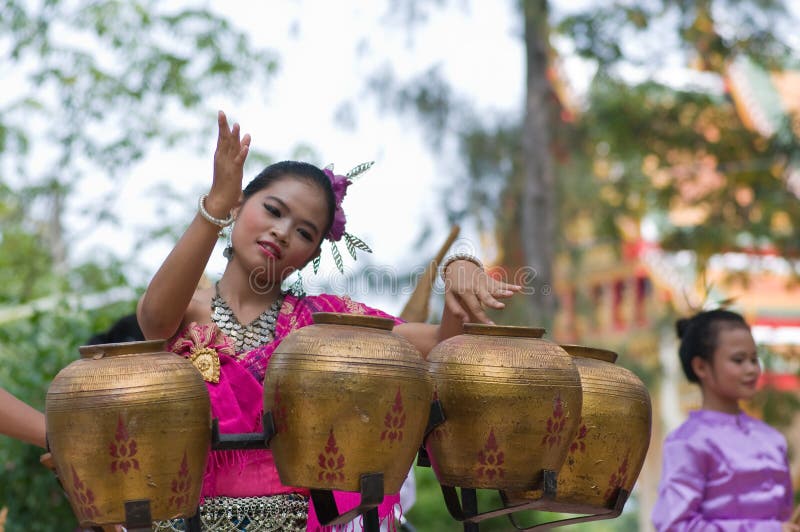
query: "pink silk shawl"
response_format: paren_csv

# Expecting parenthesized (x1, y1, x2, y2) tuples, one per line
(167, 293, 405, 531)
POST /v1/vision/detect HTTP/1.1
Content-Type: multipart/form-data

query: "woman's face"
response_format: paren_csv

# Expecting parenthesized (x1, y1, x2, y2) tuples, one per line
(231, 176, 329, 282)
(698, 326, 760, 404)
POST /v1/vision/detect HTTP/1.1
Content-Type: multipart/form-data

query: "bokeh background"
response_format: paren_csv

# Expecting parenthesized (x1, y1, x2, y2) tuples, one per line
(2, 1, 800, 530)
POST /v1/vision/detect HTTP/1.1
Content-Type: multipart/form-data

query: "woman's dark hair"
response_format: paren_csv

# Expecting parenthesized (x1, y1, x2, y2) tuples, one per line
(87, 314, 144, 345)
(242, 161, 336, 243)
(676, 309, 749, 383)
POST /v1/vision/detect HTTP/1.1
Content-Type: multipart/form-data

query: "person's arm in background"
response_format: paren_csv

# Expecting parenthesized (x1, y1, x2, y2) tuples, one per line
(0, 388, 46, 448)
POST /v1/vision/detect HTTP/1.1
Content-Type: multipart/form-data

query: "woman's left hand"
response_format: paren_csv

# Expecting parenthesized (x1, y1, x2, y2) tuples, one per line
(442, 259, 521, 324)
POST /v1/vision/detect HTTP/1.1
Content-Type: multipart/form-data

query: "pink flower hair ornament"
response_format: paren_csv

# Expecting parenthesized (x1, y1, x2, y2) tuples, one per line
(313, 162, 374, 274)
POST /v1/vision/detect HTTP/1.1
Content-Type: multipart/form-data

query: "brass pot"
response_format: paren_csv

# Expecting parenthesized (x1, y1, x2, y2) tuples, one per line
(554, 345, 651, 511)
(264, 313, 432, 494)
(46, 340, 210, 527)
(425, 324, 582, 491)
(506, 345, 652, 513)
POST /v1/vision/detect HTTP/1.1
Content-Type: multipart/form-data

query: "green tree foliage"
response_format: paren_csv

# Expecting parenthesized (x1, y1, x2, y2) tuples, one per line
(0, 1, 279, 529)
(577, 73, 800, 261)
(0, 301, 136, 531)
(561, 1, 800, 263)
(0, 0, 278, 271)
(364, 0, 800, 323)
(560, 0, 794, 71)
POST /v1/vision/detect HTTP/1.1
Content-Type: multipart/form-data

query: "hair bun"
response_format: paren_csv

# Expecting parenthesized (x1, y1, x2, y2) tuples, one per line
(675, 318, 691, 339)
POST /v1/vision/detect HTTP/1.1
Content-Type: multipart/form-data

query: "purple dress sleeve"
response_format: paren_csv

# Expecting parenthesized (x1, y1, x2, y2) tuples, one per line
(652, 411, 791, 532)
(652, 438, 783, 531)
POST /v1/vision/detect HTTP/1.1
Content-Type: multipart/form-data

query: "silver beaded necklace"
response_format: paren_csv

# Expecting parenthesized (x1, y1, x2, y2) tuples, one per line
(211, 282, 284, 354)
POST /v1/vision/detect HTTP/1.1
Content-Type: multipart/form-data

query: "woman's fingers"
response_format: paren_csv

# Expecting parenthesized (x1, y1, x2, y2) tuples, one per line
(217, 110, 228, 137)
(444, 291, 469, 322)
(459, 291, 494, 324)
(216, 112, 233, 151)
(443, 266, 524, 324)
(477, 289, 506, 310)
(235, 134, 251, 165)
(441, 259, 526, 327)
(488, 282, 521, 301)
(212, 111, 248, 203)
(217, 111, 248, 153)
(468, 274, 511, 311)
(447, 287, 496, 324)
(215, 111, 251, 166)
(491, 278, 523, 293)
(469, 304, 494, 324)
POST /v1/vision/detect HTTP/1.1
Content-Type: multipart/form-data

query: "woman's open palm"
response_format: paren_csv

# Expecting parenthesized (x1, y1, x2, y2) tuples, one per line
(210, 110, 251, 212)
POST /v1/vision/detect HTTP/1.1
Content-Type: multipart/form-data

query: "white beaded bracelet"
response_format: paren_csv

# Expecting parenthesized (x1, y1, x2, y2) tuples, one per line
(439, 253, 484, 282)
(198, 194, 234, 233)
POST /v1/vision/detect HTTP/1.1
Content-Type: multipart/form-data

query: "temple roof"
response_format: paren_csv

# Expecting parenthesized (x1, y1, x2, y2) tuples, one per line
(726, 56, 790, 137)
(639, 246, 800, 347)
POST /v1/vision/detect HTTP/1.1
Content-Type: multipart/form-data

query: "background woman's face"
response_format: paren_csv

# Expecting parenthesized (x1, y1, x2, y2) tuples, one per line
(704, 326, 760, 402)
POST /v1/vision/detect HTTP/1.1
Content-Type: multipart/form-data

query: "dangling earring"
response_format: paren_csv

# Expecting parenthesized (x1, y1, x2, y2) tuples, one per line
(223, 223, 234, 260)
(290, 271, 306, 297)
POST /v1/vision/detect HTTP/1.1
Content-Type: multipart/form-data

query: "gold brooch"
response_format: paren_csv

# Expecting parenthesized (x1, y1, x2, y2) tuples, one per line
(189, 346, 221, 383)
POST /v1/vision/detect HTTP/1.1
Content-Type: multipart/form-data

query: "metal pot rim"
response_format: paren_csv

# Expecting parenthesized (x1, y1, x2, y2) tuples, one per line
(463, 323, 546, 338)
(559, 344, 618, 363)
(311, 312, 395, 330)
(78, 339, 167, 359)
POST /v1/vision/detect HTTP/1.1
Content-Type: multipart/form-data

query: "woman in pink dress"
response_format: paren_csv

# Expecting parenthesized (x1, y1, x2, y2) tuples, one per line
(652, 309, 798, 531)
(138, 111, 521, 531)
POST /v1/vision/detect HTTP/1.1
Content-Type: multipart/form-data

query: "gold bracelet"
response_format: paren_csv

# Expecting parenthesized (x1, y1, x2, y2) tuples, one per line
(440, 253, 484, 282)
(198, 193, 234, 232)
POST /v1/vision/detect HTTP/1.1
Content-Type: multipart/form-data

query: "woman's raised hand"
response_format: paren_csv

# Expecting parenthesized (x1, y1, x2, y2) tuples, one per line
(442, 259, 522, 324)
(208, 110, 251, 216)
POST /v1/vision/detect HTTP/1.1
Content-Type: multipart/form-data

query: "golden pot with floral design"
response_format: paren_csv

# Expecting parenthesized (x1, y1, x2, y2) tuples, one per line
(555, 345, 651, 510)
(425, 324, 582, 491)
(264, 313, 432, 494)
(46, 340, 211, 527)
(505, 345, 651, 513)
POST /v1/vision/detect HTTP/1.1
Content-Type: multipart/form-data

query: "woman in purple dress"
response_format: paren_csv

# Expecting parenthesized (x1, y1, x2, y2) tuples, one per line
(652, 309, 798, 531)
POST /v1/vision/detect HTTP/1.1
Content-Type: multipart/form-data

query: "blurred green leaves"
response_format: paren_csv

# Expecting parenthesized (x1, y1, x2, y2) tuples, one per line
(0, 0, 279, 271)
(367, 0, 800, 324)
(0, 300, 138, 531)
